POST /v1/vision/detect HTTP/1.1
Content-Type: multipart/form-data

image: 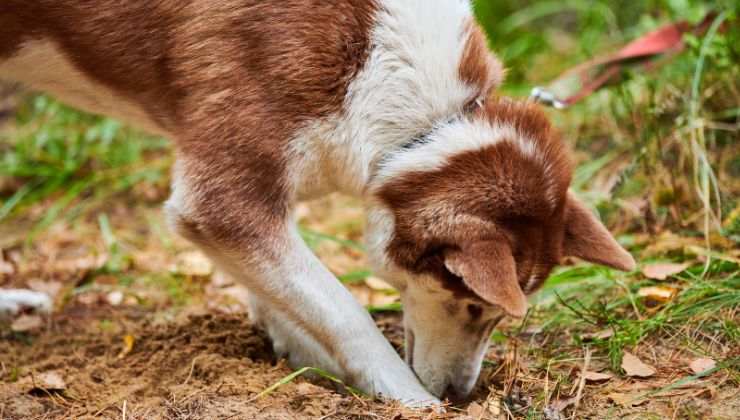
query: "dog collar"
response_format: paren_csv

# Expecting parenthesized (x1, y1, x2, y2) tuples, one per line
(374, 98, 484, 181)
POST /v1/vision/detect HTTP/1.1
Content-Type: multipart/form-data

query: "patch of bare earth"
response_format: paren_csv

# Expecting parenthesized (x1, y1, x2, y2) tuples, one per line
(1, 196, 737, 419)
(1, 309, 411, 419)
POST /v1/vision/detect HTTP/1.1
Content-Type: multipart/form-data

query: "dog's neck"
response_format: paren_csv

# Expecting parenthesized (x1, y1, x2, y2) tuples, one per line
(286, 1, 500, 201)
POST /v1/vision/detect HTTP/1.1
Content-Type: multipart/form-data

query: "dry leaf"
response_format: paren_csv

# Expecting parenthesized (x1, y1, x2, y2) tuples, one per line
(27, 279, 63, 299)
(485, 395, 502, 416)
(77, 292, 104, 306)
(621, 351, 656, 378)
(637, 286, 677, 305)
(106, 291, 124, 306)
(544, 396, 577, 420)
(642, 262, 690, 280)
(582, 371, 613, 382)
(173, 250, 213, 276)
(608, 392, 646, 407)
(51, 255, 103, 274)
(0, 258, 14, 275)
(364, 276, 395, 291)
(224, 284, 250, 304)
(34, 371, 66, 391)
(641, 232, 703, 257)
(210, 270, 235, 288)
(118, 335, 135, 359)
(467, 401, 484, 418)
(581, 329, 614, 341)
(689, 358, 716, 374)
(348, 285, 399, 307)
(11, 314, 43, 332)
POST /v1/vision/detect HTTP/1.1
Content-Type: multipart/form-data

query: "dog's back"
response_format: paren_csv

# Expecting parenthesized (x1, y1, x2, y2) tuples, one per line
(1, 1, 377, 138)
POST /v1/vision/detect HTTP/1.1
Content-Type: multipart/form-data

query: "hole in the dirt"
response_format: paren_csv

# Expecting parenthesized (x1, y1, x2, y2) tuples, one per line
(89, 370, 105, 383)
(28, 388, 65, 398)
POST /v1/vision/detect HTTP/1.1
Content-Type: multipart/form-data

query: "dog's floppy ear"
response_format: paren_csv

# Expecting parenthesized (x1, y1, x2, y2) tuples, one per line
(563, 192, 636, 271)
(444, 241, 528, 318)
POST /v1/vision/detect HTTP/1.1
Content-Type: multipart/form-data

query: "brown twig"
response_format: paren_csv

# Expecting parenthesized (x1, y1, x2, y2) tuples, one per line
(571, 347, 592, 419)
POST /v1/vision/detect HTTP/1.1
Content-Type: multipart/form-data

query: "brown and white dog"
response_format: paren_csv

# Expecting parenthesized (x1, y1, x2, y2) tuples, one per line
(0, 0, 635, 406)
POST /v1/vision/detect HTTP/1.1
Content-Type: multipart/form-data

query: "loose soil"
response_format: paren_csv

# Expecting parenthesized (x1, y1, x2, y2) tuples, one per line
(1, 307, 413, 419)
(1, 198, 737, 419)
(3, 304, 737, 420)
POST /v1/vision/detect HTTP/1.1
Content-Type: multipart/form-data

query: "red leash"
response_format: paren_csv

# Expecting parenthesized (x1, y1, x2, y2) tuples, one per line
(531, 13, 720, 109)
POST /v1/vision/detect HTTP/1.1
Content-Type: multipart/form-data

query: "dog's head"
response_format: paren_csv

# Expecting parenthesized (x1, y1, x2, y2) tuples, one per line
(366, 99, 634, 401)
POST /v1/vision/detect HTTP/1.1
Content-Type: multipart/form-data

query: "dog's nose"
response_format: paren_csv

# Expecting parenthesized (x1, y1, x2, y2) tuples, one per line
(441, 383, 470, 405)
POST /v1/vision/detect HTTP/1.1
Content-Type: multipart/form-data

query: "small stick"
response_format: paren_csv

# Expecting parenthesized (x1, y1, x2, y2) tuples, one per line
(572, 347, 591, 419)
(183, 355, 201, 385)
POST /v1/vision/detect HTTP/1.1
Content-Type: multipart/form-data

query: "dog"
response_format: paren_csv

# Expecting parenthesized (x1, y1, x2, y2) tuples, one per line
(0, 0, 635, 406)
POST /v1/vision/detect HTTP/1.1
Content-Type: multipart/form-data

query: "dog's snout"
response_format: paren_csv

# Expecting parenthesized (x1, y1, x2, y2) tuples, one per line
(441, 383, 471, 405)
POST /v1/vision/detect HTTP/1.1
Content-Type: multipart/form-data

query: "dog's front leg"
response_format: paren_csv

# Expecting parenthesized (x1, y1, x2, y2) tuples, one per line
(165, 171, 437, 406)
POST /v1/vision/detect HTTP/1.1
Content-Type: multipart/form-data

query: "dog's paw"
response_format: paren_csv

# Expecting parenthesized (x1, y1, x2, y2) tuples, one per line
(398, 395, 444, 411)
(374, 378, 442, 410)
(0, 289, 52, 318)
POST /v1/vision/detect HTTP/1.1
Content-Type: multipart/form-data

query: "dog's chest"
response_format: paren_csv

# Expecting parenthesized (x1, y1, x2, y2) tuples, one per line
(0, 39, 166, 136)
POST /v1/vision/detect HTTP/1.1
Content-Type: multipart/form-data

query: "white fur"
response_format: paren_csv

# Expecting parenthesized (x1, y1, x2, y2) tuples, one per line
(1, 0, 517, 405)
(401, 284, 502, 399)
(287, 0, 556, 205)
(173, 214, 439, 405)
(191, 0, 512, 403)
(370, 116, 559, 206)
(287, 0, 481, 199)
(0, 289, 52, 318)
(373, 118, 516, 188)
(0, 40, 169, 137)
(364, 203, 403, 285)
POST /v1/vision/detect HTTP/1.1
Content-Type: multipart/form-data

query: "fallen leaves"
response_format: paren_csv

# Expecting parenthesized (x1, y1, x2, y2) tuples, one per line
(173, 250, 213, 277)
(465, 394, 502, 419)
(11, 314, 43, 332)
(608, 392, 646, 407)
(27, 279, 63, 299)
(20, 371, 67, 395)
(581, 329, 614, 341)
(637, 285, 678, 306)
(544, 397, 577, 420)
(0, 255, 14, 275)
(106, 290, 124, 306)
(364, 276, 395, 291)
(34, 371, 66, 392)
(466, 401, 485, 418)
(118, 334, 135, 359)
(621, 352, 656, 378)
(689, 358, 716, 374)
(581, 371, 613, 382)
(642, 262, 690, 280)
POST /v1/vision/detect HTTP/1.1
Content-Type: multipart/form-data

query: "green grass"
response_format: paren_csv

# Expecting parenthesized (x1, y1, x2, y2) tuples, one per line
(0, 95, 169, 238)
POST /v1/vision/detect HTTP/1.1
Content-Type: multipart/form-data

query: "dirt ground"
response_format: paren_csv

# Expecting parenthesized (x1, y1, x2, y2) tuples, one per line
(1, 308, 409, 419)
(2, 162, 738, 420)
(1, 196, 737, 419)
(2, 301, 738, 419)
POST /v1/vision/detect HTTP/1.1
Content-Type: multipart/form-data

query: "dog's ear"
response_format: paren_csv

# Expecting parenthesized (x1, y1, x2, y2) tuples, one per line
(563, 193, 636, 271)
(444, 241, 527, 318)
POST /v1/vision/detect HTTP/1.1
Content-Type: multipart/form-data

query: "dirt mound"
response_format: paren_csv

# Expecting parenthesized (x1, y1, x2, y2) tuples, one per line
(1, 312, 408, 419)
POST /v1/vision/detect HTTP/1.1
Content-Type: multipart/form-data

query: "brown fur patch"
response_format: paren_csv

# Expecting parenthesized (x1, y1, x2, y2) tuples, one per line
(459, 20, 504, 96)
(378, 99, 573, 300)
(2, 0, 379, 252)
